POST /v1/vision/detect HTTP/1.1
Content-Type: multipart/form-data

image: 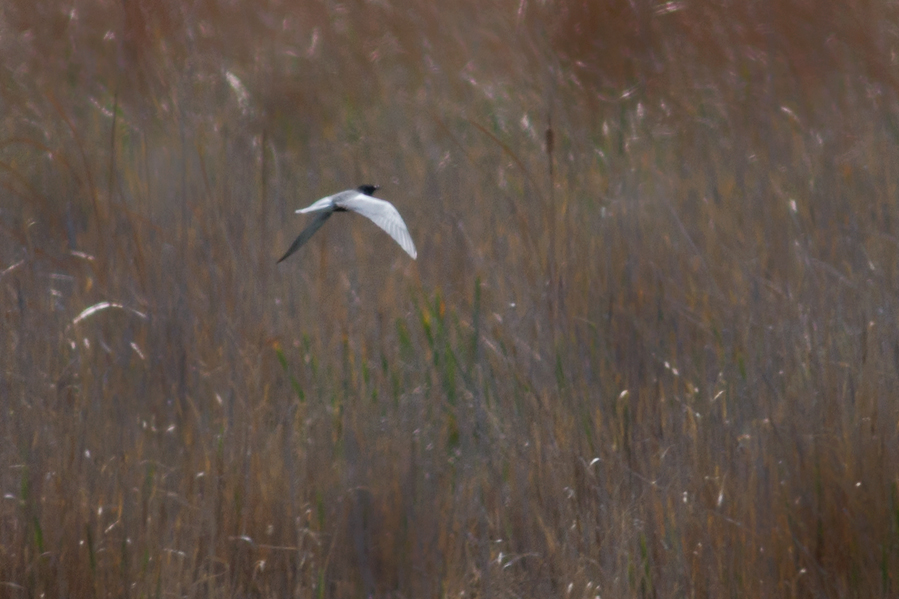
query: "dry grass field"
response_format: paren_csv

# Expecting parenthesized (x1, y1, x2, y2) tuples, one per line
(2, 0, 899, 596)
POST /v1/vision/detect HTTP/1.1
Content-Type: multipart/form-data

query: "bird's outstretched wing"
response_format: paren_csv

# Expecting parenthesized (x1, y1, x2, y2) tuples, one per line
(337, 194, 417, 259)
(277, 210, 334, 263)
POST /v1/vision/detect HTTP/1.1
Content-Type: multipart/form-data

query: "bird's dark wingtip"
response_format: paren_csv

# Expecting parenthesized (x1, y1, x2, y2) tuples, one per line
(276, 241, 299, 264)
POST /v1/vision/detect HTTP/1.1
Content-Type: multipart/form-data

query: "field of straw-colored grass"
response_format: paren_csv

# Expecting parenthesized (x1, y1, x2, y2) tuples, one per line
(2, 0, 899, 597)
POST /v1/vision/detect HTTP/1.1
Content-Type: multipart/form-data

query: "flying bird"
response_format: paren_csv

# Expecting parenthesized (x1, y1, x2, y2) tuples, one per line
(277, 185, 417, 263)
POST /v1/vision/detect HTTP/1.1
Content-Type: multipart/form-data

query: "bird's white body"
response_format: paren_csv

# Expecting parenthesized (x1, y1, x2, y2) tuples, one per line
(278, 186, 417, 263)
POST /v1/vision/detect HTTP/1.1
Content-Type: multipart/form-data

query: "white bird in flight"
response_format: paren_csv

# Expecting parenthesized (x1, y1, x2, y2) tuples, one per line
(277, 185, 417, 263)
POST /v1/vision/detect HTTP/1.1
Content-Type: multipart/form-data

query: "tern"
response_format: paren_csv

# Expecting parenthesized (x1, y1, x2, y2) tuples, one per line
(277, 185, 417, 263)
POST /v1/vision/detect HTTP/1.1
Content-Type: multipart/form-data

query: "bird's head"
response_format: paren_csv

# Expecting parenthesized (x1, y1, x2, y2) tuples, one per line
(357, 184, 379, 196)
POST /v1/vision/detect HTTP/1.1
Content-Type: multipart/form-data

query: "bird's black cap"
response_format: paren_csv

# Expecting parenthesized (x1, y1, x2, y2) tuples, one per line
(357, 184, 379, 196)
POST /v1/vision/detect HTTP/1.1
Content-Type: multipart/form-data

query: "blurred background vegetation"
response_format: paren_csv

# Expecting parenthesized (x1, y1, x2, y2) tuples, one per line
(2, 0, 899, 596)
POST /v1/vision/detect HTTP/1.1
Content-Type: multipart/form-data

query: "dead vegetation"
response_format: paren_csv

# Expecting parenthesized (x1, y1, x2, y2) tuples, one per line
(1, 0, 898, 596)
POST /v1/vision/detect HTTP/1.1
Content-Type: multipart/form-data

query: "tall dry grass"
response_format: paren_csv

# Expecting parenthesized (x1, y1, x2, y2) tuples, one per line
(1, 0, 899, 596)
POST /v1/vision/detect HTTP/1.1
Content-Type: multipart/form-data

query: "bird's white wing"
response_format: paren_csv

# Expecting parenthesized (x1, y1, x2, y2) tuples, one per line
(337, 194, 417, 259)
